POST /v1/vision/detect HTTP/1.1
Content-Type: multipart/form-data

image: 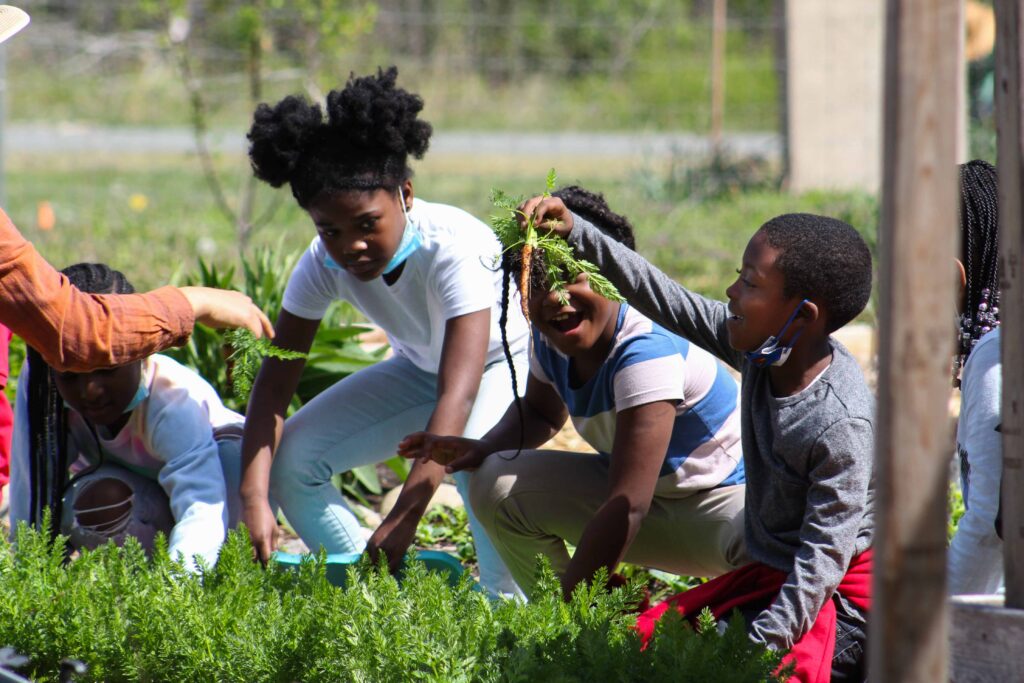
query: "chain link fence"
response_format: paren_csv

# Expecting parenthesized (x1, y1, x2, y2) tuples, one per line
(8, 0, 783, 133)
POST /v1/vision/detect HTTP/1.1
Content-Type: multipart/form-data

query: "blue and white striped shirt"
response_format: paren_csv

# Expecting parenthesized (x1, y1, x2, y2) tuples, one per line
(530, 304, 744, 496)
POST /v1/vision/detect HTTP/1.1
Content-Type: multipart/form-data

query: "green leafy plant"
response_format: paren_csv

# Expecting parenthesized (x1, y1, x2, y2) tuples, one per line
(3, 335, 24, 404)
(0, 521, 787, 682)
(949, 479, 966, 543)
(415, 505, 477, 565)
(616, 562, 705, 604)
(223, 328, 306, 402)
(490, 169, 624, 320)
(168, 246, 382, 413)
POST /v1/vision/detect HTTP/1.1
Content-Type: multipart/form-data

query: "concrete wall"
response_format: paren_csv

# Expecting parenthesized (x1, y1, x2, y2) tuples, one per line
(786, 0, 885, 193)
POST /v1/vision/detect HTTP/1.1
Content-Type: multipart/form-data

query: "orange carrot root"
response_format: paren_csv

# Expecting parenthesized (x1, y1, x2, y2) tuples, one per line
(520, 243, 533, 321)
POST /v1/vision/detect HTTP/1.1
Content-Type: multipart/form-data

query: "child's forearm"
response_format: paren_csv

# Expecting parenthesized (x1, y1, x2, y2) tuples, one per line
(477, 395, 566, 456)
(561, 499, 645, 598)
(168, 503, 228, 572)
(239, 361, 304, 501)
(567, 214, 741, 368)
(384, 458, 446, 524)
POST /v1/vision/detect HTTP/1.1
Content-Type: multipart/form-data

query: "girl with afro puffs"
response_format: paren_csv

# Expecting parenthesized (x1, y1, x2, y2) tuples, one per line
(241, 67, 529, 597)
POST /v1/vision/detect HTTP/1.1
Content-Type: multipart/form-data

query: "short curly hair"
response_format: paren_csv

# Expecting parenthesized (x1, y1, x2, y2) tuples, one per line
(758, 213, 873, 333)
(247, 66, 432, 207)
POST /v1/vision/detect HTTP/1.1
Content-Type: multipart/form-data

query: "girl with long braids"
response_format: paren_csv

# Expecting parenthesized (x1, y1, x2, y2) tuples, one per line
(241, 67, 529, 596)
(399, 186, 747, 599)
(949, 159, 1005, 595)
(9, 263, 247, 572)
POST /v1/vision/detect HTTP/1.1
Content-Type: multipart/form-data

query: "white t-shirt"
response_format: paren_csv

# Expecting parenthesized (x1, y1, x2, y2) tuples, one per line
(11, 354, 244, 569)
(282, 198, 529, 372)
(949, 328, 1004, 594)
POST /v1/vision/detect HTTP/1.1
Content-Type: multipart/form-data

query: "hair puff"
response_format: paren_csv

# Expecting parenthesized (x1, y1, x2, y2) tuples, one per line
(247, 95, 325, 188)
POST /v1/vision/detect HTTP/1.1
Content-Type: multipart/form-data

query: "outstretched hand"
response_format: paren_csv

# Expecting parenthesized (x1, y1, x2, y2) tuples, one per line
(517, 196, 575, 239)
(398, 432, 490, 473)
(179, 286, 274, 340)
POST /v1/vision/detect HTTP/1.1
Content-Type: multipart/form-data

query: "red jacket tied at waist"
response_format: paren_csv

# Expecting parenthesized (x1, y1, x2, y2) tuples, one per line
(637, 549, 872, 683)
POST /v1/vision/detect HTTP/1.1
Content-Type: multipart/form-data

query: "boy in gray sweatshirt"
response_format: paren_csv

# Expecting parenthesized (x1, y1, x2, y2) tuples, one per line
(520, 198, 874, 681)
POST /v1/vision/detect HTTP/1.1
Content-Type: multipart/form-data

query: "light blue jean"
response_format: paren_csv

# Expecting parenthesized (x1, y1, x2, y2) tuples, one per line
(60, 434, 244, 555)
(270, 354, 526, 597)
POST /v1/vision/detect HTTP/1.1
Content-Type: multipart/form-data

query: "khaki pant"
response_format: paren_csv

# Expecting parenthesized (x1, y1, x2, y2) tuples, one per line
(469, 449, 748, 596)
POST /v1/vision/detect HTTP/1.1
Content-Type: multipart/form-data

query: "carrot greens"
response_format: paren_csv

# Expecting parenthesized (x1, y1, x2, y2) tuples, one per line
(490, 169, 624, 322)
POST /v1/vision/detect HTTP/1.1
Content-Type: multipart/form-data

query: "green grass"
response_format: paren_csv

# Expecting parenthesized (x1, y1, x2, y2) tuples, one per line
(8, 58, 778, 132)
(5, 153, 879, 309)
(6, 11, 778, 134)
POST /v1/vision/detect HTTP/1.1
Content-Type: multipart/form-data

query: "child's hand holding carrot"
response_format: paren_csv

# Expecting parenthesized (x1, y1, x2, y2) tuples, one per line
(517, 196, 575, 239)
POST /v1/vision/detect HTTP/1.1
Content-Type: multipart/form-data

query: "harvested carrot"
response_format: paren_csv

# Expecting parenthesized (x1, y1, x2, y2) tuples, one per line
(489, 169, 623, 316)
(519, 243, 533, 321)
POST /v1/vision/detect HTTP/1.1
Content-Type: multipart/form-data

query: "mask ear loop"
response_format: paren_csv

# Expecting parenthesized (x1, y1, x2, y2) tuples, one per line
(399, 187, 409, 216)
(382, 187, 422, 276)
(774, 298, 809, 348)
(744, 298, 810, 367)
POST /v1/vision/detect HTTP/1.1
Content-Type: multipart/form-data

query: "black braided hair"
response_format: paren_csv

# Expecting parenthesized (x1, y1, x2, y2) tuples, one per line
(496, 251, 525, 457)
(247, 66, 432, 208)
(61, 263, 136, 296)
(26, 263, 134, 533)
(954, 159, 1000, 387)
(494, 185, 636, 459)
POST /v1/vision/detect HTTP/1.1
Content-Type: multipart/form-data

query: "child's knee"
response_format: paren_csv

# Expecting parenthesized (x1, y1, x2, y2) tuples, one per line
(269, 436, 332, 493)
(467, 452, 518, 524)
(719, 491, 749, 568)
(72, 477, 133, 532)
(63, 467, 173, 552)
(468, 454, 524, 528)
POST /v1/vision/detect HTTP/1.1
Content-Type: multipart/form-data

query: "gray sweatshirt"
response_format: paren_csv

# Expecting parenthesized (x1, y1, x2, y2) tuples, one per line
(569, 215, 875, 649)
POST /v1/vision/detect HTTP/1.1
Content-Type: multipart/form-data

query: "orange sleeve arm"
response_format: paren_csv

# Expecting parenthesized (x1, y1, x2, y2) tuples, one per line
(0, 209, 194, 371)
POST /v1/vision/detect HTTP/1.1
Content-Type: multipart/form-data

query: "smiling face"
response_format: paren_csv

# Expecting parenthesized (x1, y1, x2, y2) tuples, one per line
(307, 180, 412, 282)
(53, 362, 144, 427)
(528, 272, 620, 358)
(724, 229, 807, 352)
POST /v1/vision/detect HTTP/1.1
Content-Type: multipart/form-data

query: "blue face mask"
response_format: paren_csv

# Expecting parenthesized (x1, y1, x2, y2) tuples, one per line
(122, 376, 149, 414)
(322, 188, 422, 275)
(743, 299, 810, 368)
(60, 366, 148, 423)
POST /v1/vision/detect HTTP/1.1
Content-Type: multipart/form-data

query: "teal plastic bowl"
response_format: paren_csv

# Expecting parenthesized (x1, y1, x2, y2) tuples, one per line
(271, 549, 466, 588)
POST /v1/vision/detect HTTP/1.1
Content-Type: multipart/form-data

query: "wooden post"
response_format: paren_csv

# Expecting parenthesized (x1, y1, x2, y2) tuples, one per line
(710, 0, 727, 147)
(995, 0, 1024, 608)
(773, 0, 789, 188)
(871, 1, 961, 681)
(951, 13, 1024, 676)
